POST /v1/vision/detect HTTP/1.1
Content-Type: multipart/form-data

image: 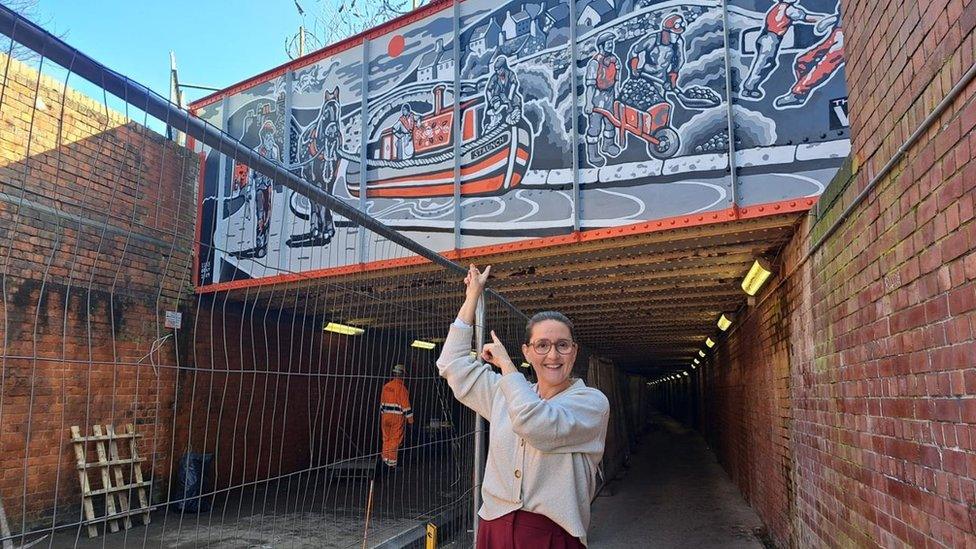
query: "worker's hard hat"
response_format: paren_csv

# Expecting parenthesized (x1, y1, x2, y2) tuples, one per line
(596, 31, 616, 46)
(392, 364, 406, 375)
(662, 13, 685, 33)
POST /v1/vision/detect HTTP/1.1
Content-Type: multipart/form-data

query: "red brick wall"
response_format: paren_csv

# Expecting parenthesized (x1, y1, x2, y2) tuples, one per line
(0, 52, 197, 529)
(181, 301, 453, 498)
(659, 1, 976, 546)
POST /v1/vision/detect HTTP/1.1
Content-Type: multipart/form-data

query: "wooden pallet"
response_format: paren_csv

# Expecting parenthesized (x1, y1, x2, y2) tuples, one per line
(70, 424, 153, 538)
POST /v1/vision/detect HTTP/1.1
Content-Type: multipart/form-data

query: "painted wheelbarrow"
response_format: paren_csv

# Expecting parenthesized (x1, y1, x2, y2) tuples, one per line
(593, 85, 721, 160)
(593, 99, 680, 160)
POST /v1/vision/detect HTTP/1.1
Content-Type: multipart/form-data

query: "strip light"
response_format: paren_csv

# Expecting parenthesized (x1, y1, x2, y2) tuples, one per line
(741, 259, 773, 296)
(698, 350, 706, 358)
(411, 340, 436, 350)
(717, 313, 733, 331)
(705, 337, 715, 348)
(324, 322, 364, 335)
(693, 358, 700, 364)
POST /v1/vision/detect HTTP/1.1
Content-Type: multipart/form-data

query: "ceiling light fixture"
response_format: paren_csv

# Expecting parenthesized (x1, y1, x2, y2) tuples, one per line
(741, 259, 773, 296)
(717, 313, 733, 331)
(324, 322, 364, 335)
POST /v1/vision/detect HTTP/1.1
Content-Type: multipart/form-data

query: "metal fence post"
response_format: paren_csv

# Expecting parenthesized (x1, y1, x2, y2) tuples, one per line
(721, 0, 739, 210)
(472, 295, 486, 546)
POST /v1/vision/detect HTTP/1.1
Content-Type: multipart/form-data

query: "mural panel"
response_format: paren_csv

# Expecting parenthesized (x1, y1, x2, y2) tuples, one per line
(729, 0, 850, 206)
(193, 0, 850, 288)
(576, 1, 734, 227)
(459, 0, 576, 247)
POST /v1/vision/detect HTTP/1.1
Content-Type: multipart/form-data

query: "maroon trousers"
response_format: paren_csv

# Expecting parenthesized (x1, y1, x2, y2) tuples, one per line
(477, 510, 585, 548)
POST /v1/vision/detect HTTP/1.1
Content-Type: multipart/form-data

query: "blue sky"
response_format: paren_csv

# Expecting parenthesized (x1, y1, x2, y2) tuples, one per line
(32, 0, 306, 105)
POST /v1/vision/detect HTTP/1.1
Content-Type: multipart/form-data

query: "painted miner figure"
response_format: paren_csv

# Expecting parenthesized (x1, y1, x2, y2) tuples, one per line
(625, 13, 686, 101)
(775, 9, 844, 108)
(584, 31, 621, 167)
(741, 0, 825, 99)
(249, 120, 279, 258)
(484, 56, 522, 130)
(289, 87, 341, 248)
(392, 104, 417, 159)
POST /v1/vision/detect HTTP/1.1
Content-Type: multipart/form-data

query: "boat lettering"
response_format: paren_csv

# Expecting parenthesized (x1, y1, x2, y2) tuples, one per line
(470, 134, 508, 160)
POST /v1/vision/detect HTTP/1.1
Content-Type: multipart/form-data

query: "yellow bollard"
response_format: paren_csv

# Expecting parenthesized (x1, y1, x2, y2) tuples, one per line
(425, 522, 437, 549)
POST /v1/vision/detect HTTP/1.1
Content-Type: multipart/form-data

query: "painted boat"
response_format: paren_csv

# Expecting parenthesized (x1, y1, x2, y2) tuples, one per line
(345, 85, 532, 198)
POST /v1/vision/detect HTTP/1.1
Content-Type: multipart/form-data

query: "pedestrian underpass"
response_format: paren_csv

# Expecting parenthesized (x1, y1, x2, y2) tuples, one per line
(2, 1, 975, 548)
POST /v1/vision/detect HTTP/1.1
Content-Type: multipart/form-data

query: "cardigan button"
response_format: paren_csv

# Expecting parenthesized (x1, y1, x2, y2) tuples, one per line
(514, 469, 521, 479)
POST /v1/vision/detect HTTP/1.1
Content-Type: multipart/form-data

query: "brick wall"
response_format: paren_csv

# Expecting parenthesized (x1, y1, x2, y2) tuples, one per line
(180, 300, 461, 506)
(0, 52, 197, 529)
(656, 1, 976, 546)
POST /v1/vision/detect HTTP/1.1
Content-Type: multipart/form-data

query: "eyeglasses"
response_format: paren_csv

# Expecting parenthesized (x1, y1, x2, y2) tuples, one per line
(527, 339, 575, 355)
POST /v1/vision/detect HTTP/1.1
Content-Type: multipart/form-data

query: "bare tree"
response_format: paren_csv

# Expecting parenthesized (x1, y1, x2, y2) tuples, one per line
(1, 0, 65, 61)
(288, 0, 422, 58)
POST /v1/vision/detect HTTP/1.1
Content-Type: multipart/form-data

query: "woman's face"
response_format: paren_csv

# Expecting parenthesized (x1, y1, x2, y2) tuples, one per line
(522, 319, 577, 389)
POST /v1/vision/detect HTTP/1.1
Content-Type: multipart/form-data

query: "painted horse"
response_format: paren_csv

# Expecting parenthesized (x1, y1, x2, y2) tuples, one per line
(287, 86, 342, 248)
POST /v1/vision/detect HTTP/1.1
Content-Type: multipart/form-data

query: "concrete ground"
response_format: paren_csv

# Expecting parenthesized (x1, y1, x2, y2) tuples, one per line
(588, 413, 765, 548)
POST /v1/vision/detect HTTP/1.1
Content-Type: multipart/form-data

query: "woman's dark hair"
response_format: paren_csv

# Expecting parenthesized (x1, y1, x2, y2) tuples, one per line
(524, 311, 575, 343)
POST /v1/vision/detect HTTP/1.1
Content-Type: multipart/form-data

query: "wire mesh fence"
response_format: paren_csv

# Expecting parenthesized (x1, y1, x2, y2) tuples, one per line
(0, 7, 543, 548)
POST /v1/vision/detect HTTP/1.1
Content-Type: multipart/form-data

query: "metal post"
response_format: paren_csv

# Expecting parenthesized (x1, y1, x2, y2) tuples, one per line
(284, 70, 293, 169)
(359, 39, 370, 263)
(212, 97, 230, 284)
(452, 0, 462, 250)
(568, 0, 581, 232)
(472, 295, 486, 545)
(167, 51, 185, 145)
(720, 0, 739, 209)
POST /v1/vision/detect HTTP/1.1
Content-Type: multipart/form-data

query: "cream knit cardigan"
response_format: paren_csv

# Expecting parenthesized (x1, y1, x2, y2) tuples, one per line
(436, 324, 610, 546)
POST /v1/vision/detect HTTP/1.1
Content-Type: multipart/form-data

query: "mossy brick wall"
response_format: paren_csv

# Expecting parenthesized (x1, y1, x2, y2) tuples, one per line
(664, 1, 976, 546)
(0, 52, 197, 529)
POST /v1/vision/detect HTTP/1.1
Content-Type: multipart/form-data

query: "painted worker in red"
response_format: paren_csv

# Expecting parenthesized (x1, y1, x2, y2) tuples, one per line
(741, 0, 825, 99)
(380, 363, 414, 468)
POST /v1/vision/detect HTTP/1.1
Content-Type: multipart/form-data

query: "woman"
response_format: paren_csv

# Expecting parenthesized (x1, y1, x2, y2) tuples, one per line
(436, 265, 610, 548)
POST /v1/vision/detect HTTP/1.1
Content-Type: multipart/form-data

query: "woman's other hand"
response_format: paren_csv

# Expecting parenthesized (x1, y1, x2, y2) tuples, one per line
(481, 330, 516, 375)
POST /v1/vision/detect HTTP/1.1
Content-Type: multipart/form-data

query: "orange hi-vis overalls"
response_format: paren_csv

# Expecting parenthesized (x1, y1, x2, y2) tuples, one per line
(380, 378, 413, 466)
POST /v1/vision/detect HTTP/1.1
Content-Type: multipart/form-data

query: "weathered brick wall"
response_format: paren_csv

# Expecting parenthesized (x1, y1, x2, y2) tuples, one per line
(682, 1, 976, 546)
(181, 300, 458, 504)
(700, 231, 799, 546)
(0, 52, 197, 529)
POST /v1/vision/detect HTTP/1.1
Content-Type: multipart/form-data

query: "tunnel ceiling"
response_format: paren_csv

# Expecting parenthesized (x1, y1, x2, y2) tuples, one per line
(214, 213, 801, 376)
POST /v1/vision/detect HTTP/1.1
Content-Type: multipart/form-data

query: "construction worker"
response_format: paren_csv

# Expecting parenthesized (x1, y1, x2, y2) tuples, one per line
(391, 104, 417, 159)
(627, 13, 687, 99)
(380, 363, 414, 468)
(741, 0, 825, 99)
(484, 56, 522, 130)
(250, 120, 279, 258)
(584, 31, 621, 168)
(774, 10, 844, 108)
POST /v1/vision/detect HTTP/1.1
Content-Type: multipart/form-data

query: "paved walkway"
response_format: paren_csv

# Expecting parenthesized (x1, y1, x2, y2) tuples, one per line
(588, 413, 765, 548)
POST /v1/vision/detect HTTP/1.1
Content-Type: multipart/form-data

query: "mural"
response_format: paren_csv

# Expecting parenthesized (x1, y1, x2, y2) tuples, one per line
(194, 0, 850, 287)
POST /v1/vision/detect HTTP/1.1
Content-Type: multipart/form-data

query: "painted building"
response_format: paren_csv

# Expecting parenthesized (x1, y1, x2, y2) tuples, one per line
(417, 38, 454, 82)
(578, 0, 617, 28)
(469, 19, 502, 55)
(502, 9, 532, 40)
